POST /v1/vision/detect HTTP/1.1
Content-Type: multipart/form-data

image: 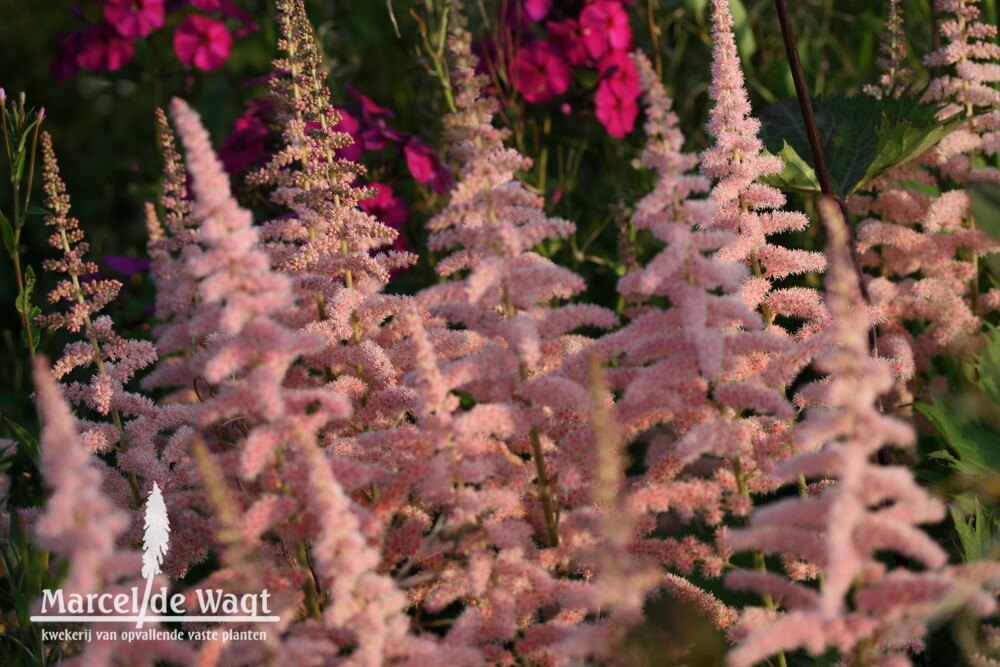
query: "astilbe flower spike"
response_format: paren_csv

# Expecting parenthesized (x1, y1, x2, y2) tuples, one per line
(142, 107, 201, 399)
(162, 98, 418, 665)
(31, 356, 133, 598)
(247, 0, 417, 434)
(30, 357, 195, 667)
(850, 0, 1000, 407)
(863, 0, 913, 100)
(35, 132, 157, 506)
(585, 53, 788, 634)
(700, 0, 827, 348)
(723, 200, 996, 667)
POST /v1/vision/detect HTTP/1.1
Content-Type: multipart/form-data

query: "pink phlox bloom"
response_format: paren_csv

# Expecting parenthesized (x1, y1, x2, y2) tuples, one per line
(360, 183, 409, 228)
(75, 22, 135, 73)
(546, 18, 590, 67)
(503, 0, 553, 28)
(511, 41, 572, 103)
(103, 0, 165, 39)
(579, 0, 633, 61)
(595, 77, 639, 138)
(174, 14, 232, 71)
(329, 108, 365, 161)
(190, 0, 259, 37)
(404, 138, 453, 194)
(218, 101, 274, 175)
(597, 49, 640, 96)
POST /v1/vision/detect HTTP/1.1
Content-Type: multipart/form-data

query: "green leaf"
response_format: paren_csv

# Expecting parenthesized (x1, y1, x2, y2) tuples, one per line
(916, 399, 1000, 477)
(971, 182, 1000, 242)
(729, 0, 756, 60)
(14, 265, 35, 316)
(950, 500, 999, 562)
(857, 95, 969, 193)
(682, 0, 709, 12)
(3, 416, 39, 462)
(759, 94, 969, 198)
(761, 140, 821, 194)
(896, 179, 941, 198)
(974, 324, 1000, 404)
(25, 206, 48, 216)
(0, 208, 13, 255)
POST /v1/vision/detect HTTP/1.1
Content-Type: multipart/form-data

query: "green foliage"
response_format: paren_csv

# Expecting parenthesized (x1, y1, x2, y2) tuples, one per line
(918, 398, 1000, 479)
(759, 94, 969, 198)
(950, 499, 1000, 563)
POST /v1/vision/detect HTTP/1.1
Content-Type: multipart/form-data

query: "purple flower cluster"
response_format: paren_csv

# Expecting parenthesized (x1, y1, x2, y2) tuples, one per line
(498, 0, 641, 137)
(218, 84, 451, 257)
(50, 0, 256, 80)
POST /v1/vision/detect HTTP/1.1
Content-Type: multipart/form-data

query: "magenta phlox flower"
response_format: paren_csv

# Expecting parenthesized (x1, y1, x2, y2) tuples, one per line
(360, 183, 408, 228)
(404, 137, 452, 194)
(503, 0, 553, 28)
(174, 13, 232, 71)
(346, 84, 395, 124)
(103, 0, 165, 39)
(75, 22, 135, 73)
(342, 86, 404, 150)
(50, 30, 86, 81)
(330, 108, 365, 161)
(546, 18, 590, 67)
(189, 0, 258, 36)
(511, 41, 572, 103)
(598, 50, 641, 96)
(219, 101, 274, 175)
(579, 0, 632, 61)
(595, 77, 639, 138)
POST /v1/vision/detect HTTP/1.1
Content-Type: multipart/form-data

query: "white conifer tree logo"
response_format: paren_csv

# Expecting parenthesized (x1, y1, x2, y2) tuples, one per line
(136, 482, 170, 628)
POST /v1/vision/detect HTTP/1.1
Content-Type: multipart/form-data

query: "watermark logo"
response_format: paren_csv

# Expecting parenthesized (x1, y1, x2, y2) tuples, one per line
(31, 483, 279, 642)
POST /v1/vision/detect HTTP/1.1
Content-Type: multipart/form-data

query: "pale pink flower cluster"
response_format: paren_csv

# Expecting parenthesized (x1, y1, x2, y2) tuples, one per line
(20, 1, 998, 665)
(700, 0, 827, 341)
(36, 133, 158, 454)
(725, 201, 997, 667)
(852, 0, 1000, 407)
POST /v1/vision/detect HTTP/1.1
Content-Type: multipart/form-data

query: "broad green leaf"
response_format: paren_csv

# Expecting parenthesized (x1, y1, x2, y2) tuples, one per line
(759, 94, 968, 198)
(857, 94, 969, 192)
(0, 208, 13, 255)
(730, 0, 756, 60)
(916, 399, 1000, 477)
(762, 141, 820, 194)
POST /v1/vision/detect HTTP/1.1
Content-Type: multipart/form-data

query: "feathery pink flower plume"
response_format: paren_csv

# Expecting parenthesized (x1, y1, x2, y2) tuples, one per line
(724, 200, 994, 667)
(700, 0, 826, 342)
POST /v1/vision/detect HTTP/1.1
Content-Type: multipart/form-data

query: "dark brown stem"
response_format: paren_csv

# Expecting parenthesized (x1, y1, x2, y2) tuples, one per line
(773, 0, 877, 355)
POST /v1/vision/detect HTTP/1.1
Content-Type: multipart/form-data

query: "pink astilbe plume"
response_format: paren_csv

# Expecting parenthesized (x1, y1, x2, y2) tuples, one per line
(31, 357, 194, 667)
(31, 356, 133, 597)
(849, 0, 1000, 406)
(723, 200, 995, 667)
(141, 107, 201, 398)
(36, 132, 158, 454)
(163, 98, 414, 665)
(863, 0, 913, 100)
(246, 0, 419, 436)
(585, 53, 792, 633)
(700, 0, 826, 348)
